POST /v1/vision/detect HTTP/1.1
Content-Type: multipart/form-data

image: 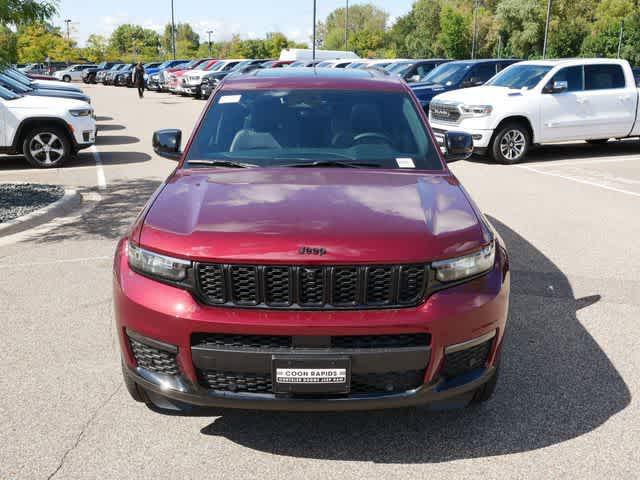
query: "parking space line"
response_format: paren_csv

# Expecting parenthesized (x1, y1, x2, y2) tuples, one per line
(0, 256, 111, 269)
(527, 156, 640, 168)
(517, 165, 640, 198)
(90, 145, 107, 190)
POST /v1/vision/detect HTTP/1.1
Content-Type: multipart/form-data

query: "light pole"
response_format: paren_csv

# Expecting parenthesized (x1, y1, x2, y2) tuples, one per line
(542, 0, 552, 59)
(617, 20, 624, 58)
(64, 19, 71, 42)
(207, 30, 214, 57)
(345, 0, 349, 52)
(471, 0, 478, 59)
(170, 0, 176, 60)
(312, 0, 317, 61)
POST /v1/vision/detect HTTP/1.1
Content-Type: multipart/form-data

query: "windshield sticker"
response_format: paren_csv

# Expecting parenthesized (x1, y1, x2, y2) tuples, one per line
(219, 95, 242, 104)
(396, 158, 416, 168)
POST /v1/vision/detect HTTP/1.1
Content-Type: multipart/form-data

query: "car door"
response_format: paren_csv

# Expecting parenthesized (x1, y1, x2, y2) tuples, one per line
(581, 63, 636, 138)
(462, 63, 498, 88)
(538, 66, 590, 142)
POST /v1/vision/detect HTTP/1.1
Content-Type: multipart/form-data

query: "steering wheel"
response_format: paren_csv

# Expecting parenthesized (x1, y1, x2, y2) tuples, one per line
(352, 132, 393, 146)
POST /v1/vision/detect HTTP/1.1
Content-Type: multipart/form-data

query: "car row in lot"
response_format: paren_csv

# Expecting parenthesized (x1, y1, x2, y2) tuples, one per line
(0, 67, 96, 168)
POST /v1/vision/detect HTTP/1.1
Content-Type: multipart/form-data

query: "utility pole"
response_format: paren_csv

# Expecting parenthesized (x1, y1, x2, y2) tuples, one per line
(312, 0, 317, 61)
(542, 0, 552, 59)
(617, 20, 624, 58)
(345, 0, 349, 52)
(471, 0, 478, 59)
(207, 30, 214, 57)
(64, 19, 71, 65)
(170, 0, 176, 60)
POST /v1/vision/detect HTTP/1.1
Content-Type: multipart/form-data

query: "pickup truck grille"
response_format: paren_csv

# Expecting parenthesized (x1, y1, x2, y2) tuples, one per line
(195, 263, 428, 309)
(429, 102, 461, 123)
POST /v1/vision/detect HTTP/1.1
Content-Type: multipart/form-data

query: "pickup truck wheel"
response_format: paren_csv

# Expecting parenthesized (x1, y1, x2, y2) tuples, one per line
(22, 127, 71, 168)
(490, 123, 530, 164)
(586, 139, 609, 145)
(62, 75, 71, 82)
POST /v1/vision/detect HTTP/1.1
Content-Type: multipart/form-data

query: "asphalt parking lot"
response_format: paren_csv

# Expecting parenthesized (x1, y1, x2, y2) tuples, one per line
(1, 84, 639, 479)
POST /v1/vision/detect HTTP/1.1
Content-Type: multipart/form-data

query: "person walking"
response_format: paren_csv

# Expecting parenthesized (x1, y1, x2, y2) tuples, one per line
(133, 62, 145, 99)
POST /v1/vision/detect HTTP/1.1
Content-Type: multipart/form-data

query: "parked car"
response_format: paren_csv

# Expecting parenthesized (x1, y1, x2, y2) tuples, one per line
(288, 60, 322, 67)
(114, 64, 135, 87)
(0, 72, 91, 104)
(429, 58, 640, 164)
(0, 84, 95, 168)
(168, 59, 215, 94)
(82, 62, 121, 84)
(385, 59, 450, 83)
(115, 67, 509, 413)
(279, 48, 359, 62)
(259, 60, 294, 68)
(104, 64, 132, 86)
(4, 67, 84, 93)
(145, 60, 190, 91)
(183, 59, 243, 98)
(54, 64, 98, 82)
(97, 64, 123, 84)
(316, 58, 354, 68)
(198, 60, 267, 98)
(411, 59, 520, 111)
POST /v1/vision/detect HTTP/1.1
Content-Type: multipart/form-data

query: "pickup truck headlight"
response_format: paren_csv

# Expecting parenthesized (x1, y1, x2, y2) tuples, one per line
(460, 104, 493, 117)
(69, 108, 93, 117)
(127, 243, 191, 282)
(432, 242, 495, 283)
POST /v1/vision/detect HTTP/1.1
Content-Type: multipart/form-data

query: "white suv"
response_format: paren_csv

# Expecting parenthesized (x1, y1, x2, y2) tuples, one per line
(54, 65, 98, 83)
(0, 85, 96, 168)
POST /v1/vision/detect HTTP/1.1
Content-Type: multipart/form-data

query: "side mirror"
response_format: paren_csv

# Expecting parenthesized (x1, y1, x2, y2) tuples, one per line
(153, 129, 182, 160)
(463, 77, 483, 87)
(444, 131, 473, 163)
(543, 80, 568, 94)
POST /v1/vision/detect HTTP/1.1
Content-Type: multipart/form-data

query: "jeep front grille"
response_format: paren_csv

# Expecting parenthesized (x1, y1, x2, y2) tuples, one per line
(196, 264, 428, 309)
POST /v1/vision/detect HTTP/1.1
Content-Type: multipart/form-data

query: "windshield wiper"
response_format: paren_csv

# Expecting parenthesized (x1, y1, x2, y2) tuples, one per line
(280, 160, 381, 169)
(187, 160, 257, 168)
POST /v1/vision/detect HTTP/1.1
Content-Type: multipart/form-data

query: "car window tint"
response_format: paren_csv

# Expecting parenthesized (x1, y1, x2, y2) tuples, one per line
(187, 89, 442, 170)
(585, 64, 625, 90)
(552, 66, 583, 92)
(470, 63, 497, 82)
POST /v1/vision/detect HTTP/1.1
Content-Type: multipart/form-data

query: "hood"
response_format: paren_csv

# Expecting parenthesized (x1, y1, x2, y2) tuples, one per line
(432, 85, 526, 104)
(28, 89, 90, 103)
(410, 82, 452, 103)
(140, 169, 489, 264)
(32, 80, 82, 92)
(8, 94, 89, 111)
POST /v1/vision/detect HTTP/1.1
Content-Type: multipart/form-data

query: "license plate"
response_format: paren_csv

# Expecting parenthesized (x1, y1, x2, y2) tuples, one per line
(273, 356, 350, 394)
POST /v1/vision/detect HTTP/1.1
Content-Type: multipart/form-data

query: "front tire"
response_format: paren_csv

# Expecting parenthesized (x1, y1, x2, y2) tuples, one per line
(490, 122, 530, 164)
(22, 127, 72, 168)
(63, 75, 71, 82)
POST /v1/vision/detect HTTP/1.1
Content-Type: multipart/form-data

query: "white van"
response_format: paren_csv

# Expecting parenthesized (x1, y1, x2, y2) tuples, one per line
(279, 49, 359, 62)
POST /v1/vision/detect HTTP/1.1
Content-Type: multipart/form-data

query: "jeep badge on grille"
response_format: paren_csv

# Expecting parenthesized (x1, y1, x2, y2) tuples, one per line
(298, 246, 327, 256)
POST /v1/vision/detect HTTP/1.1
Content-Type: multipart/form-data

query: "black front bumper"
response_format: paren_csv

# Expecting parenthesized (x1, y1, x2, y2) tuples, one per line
(125, 363, 495, 411)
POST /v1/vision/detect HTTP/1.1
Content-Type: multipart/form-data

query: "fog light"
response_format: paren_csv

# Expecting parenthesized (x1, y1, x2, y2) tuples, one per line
(472, 134, 482, 140)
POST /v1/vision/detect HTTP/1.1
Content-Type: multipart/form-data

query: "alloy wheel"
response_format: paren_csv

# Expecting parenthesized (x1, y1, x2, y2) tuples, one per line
(499, 129, 526, 161)
(29, 133, 65, 166)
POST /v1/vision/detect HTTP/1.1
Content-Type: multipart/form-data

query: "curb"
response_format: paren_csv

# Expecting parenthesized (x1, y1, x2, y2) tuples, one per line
(0, 188, 82, 237)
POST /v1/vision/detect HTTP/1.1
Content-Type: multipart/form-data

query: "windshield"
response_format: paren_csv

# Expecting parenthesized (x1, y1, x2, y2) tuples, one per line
(0, 73, 32, 93)
(186, 89, 442, 170)
(386, 62, 412, 73)
(422, 63, 471, 85)
(0, 84, 21, 100)
(4, 69, 31, 86)
(487, 64, 552, 89)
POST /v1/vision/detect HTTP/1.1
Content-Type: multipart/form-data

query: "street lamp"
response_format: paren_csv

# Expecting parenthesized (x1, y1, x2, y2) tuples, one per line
(312, 0, 317, 61)
(345, 0, 349, 52)
(64, 19, 71, 42)
(170, 0, 176, 60)
(207, 30, 214, 57)
(542, 0, 552, 59)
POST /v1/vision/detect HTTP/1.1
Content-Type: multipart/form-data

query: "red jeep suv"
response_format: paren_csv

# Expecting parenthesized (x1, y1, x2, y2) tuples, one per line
(114, 68, 510, 412)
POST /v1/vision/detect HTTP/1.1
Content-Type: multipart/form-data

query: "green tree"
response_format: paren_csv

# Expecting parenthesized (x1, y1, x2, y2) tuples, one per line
(0, 25, 18, 63)
(161, 22, 200, 57)
(0, 0, 58, 25)
(496, 0, 544, 58)
(318, 3, 388, 53)
(109, 24, 160, 61)
(438, 5, 471, 59)
(16, 22, 67, 62)
(84, 34, 108, 62)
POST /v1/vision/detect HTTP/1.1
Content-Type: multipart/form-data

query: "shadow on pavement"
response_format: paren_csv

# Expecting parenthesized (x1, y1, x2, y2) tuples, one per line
(95, 116, 113, 121)
(470, 139, 640, 165)
(28, 178, 161, 243)
(190, 216, 629, 463)
(96, 135, 140, 146)
(97, 124, 126, 132)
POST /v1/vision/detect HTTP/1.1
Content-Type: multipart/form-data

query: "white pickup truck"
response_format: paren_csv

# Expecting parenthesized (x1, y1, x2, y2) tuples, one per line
(428, 58, 640, 163)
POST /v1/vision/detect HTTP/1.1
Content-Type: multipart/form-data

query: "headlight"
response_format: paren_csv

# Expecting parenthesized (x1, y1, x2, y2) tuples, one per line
(432, 242, 495, 283)
(143, 73, 149, 80)
(127, 242, 191, 282)
(460, 104, 493, 117)
(69, 108, 93, 117)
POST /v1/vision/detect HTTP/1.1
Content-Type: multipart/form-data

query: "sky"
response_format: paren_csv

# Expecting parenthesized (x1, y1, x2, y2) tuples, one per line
(53, 0, 414, 47)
